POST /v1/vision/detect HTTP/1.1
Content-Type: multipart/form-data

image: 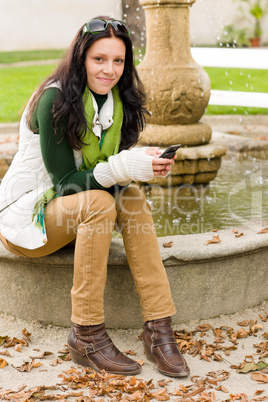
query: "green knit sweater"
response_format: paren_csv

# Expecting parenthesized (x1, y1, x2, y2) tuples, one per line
(31, 87, 111, 196)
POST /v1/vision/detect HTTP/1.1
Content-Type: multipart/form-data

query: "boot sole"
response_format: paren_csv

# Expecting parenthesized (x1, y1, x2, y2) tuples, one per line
(143, 342, 190, 378)
(68, 343, 142, 376)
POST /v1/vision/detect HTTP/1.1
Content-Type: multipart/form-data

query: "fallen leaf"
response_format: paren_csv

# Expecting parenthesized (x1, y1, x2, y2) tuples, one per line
(29, 351, 53, 359)
(22, 328, 31, 341)
(257, 228, 268, 234)
(15, 344, 22, 352)
(13, 359, 42, 372)
(0, 358, 8, 369)
(58, 353, 71, 361)
(158, 379, 172, 387)
(0, 336, 9, 346)
(235, 232, 244, 238)
(163, 241, 173, 248)
(237, 328, 249, 338)
(238, 320, 249, 326)
(196, 324, 211, 332)
(251, 373, 268, 383)
(204, 235, 221, 245)
(260, 313, 268, 322)
(50, 358, 62, 366)
(0, 350, 10, 357)
(255, 390, 264, 395)
(136, 360, 144, 366)
(123, 349, 136, 356)
(236, 361, 263, 373)
(216, 384, 229, 393)
(212, 228, 218, 232)
(151, 389, 170, 401)
(58, 346, 69, 354)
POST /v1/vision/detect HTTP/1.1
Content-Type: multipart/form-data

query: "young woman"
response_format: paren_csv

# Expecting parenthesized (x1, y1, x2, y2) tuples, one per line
(0, 17, 190, 378)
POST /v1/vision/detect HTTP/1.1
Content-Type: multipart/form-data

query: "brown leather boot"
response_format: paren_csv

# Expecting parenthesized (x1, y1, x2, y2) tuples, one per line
(68, 323, 141, 375)
(143, 317, 190, 377)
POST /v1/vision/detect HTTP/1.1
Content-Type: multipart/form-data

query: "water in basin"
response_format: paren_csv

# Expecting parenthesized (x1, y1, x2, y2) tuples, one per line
(147, 155, 268, 236)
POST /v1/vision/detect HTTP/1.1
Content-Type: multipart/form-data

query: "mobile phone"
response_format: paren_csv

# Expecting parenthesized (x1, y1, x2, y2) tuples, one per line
(158, 144, 181, 159)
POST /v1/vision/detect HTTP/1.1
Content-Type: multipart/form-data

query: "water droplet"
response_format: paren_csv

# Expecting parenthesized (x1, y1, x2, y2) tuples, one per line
(136, 7, 140, 11)
(125, 4, 129, 7)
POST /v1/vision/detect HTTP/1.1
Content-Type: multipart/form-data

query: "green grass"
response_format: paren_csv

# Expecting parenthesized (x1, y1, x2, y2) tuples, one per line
(0, 50, 267, 122)
(204, 67, 268, 115)
(0, 49, 66, 64)
(0, 64, 56, 122)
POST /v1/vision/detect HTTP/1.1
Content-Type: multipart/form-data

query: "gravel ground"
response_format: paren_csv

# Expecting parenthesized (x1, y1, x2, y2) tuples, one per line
(1, 301, 268, 400)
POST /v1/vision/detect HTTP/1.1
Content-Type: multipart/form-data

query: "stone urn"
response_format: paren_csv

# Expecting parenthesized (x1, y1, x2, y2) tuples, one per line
(137, 0, 226, 189)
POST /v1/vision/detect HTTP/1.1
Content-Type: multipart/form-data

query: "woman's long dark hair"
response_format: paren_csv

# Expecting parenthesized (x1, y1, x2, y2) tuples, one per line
(27, 17, 148, 151)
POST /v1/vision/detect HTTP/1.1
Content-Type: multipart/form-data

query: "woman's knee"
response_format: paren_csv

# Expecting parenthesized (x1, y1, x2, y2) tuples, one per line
(116, 185, 152, 216)
(79, 190, 117, 221)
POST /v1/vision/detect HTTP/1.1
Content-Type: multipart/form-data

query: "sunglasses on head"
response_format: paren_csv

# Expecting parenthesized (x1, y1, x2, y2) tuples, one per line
(82, 19, 130, 37)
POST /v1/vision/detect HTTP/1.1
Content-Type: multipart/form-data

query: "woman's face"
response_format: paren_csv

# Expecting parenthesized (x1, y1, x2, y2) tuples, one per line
(85, 36, 126, 95)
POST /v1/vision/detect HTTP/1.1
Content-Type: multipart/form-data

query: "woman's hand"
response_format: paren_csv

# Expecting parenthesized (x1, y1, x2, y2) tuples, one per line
(145, 147, 176, 177)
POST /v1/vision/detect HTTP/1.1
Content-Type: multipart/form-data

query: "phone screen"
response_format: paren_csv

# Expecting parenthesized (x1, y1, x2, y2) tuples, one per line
(158, 144, 181, 159)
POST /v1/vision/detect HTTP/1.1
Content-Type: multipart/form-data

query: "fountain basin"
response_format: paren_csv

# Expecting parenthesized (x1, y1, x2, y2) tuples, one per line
(1, 220, 268, 328)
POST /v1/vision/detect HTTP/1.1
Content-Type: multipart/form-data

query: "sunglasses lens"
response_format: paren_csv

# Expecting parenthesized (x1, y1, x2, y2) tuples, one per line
(87, 19, 107, 33)
(112, 21, 130, 35)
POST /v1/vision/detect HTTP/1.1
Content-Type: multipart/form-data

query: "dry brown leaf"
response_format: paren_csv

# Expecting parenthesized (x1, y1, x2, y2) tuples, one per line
(151, 389, 170, 401)
(0, 358, 8, 369)
(136, 359, 144, 366)
(15, 344, 22, 352)
(57, 346, 69, 354)
(29, 351, 53, 359)
(123, 349, 136, 356)
(0, 350, 10, 357)
(235, 232, 244, 238)
(196, 324, 211, 332)
(260, 314, 268, 322)
(251, 372, 268, 383)
(237, 328, 249, 338)
(158, 379, 172, 387)
(255, 390, 265, 395)
(204, 235, 221, 245)
(50, 358, 62, 366)
(216, 384, 229, 393)
(212, 228, 218, 232)
(238, 320, 249, 326)
(22, 328, 31, 341)
(14, 358, 42, 372)
(163, 241, 173, 248)
(257, 228, 268, 234)
(233, 228, 239, 234)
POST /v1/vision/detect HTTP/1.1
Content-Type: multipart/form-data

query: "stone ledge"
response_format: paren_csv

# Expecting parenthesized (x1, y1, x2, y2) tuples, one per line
(1, 220, 268, 328)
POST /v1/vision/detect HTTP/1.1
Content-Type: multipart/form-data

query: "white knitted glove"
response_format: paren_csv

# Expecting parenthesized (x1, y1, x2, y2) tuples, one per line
(93, 148, 154, 187)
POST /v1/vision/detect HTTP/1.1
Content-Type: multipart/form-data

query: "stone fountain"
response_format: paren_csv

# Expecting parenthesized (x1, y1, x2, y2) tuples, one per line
(137, 0, 226, 189)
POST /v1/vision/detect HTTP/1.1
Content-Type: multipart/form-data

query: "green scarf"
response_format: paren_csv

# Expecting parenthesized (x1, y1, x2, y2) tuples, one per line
(32, 85, 123, 233)
(81, 85, 123, 169)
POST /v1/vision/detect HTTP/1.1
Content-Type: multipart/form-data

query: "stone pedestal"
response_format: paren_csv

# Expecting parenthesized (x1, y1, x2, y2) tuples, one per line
(137, 0, 226, 186)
